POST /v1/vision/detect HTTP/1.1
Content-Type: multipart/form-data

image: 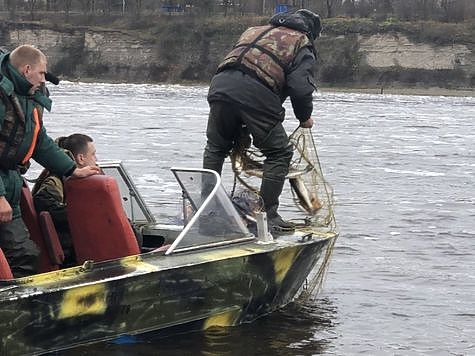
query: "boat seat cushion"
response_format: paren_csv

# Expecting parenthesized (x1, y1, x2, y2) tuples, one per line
(39, 212, 65, 266)
(0, 248, 13, 280)
(20, 180, 64, 272)
(65, 175, 140, 264)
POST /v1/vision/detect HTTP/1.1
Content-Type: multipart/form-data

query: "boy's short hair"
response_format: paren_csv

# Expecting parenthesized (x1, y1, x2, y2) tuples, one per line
(57, 134, 93, 157)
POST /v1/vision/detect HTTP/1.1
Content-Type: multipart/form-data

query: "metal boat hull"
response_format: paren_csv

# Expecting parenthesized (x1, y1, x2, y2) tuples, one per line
(0, 235, 333, 355)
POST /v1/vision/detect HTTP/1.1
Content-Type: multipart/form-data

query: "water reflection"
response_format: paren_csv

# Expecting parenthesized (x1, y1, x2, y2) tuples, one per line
(63, 298, 337, 356)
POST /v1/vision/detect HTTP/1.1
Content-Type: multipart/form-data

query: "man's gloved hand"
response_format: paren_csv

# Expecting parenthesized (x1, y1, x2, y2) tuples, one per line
(300, 117, 314, 128)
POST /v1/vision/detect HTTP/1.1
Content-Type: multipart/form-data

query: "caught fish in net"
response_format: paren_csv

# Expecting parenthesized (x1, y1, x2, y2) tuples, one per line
(230, 126, 338, 298)
(230, 126, 336, 232)
(288, 127, 336, 231)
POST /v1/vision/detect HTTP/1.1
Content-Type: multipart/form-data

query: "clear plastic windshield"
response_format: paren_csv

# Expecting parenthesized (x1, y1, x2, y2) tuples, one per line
(98, 162, 155, 224)
(165, 168, 252, 254)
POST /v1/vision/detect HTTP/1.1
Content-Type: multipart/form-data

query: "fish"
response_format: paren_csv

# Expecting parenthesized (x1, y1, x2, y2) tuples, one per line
(289, 176, 322, 214)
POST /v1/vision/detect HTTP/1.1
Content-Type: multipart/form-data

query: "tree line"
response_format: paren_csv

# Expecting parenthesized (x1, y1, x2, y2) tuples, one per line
(1, 0, 474, 22)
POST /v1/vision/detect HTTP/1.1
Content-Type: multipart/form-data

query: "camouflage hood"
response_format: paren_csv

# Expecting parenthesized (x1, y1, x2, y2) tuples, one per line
(269, 9, 322, 41)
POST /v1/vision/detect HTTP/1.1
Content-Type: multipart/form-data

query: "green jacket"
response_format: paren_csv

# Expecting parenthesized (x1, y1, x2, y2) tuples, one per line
(0, 52, 76, 218)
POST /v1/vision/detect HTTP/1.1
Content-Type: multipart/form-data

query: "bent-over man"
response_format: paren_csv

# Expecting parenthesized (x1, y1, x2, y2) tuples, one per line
(203, 10, 321, 231)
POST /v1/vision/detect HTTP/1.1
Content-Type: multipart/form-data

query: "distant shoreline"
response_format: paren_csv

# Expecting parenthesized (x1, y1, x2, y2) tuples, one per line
(59, 78, 474, 98)
(319, 86, 474, 97)
(4, 18, 473, 90)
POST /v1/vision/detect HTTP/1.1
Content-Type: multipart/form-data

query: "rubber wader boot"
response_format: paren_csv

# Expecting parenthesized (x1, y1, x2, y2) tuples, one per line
(260, 179, 295, 232)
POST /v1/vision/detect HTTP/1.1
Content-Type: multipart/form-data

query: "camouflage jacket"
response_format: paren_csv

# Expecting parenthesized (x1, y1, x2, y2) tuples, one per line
(208, 47, 316, 123)
(217, 25, 313, 96)
(33, 174, 69, 232)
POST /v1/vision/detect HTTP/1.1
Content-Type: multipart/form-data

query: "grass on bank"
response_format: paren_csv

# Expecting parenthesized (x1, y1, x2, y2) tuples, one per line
(3, 13, 474, 45)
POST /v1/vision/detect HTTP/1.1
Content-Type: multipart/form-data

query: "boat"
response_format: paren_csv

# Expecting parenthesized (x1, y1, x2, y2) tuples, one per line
(0, 132, 337, 355)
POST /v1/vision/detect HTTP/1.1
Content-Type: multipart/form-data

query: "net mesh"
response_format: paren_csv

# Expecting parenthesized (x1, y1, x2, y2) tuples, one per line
(231, 127, 336, 231)
(230, 127, 338, 298)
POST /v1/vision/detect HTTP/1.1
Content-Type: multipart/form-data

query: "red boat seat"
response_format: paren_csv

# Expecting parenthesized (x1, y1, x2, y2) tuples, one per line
(20, 180, 64, 272)
(39, 212, 65, 266)
(64, 175, 140, 264)
(0, 248, 13, 280)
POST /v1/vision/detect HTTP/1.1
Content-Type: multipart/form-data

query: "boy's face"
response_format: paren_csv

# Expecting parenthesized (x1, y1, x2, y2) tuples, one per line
(76, 142, 97, 168)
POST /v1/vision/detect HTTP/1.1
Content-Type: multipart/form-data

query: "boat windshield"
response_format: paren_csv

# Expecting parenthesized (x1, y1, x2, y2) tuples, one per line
(165, 168, 253, 254)
(98, 161, 155, 224)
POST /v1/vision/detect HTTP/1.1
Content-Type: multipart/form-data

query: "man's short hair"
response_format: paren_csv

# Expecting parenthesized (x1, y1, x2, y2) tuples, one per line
(57, 134, 93, 157)
(9, 45, 47, 70)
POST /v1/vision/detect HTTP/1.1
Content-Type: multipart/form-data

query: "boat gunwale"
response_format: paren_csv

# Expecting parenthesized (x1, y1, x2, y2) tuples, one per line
(0, 232, 336, 298)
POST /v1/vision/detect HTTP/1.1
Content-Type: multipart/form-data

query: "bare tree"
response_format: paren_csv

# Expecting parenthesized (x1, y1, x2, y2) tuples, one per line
(102, 0, 113, 15)
(325, 0, 334, 17)
(421, 0, 431, 20)
(2, 0, 472, 22)
(46, 0, 58, 12)
(135, 0, 141, 15)
(27, 0, 38, 20)
(194, 0, 215, 15)
(79, 0, 95, 15)
(343, 0, 357, 17)
(377, 0, 393, 19)
(63, 0, 73, 19)
(440, 0, 466, 22)
(355, 0, 373, 18)
(237, 0, 249, 15)
(222, 0, 231, 17)
(392, 0, 412, 20)
(464, 0, 475, 20)
(5, 0, 17, 19)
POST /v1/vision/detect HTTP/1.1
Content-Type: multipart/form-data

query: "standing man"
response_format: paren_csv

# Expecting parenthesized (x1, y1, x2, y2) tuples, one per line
(203, 10, 321, 231)
(0, 45, 99, 277)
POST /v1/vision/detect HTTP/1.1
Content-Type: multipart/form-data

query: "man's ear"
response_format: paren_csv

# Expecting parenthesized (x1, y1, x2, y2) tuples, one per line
(20, 64, 30, 76)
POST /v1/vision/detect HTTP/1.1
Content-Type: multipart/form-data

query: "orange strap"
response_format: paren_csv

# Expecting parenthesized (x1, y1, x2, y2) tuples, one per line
(21, 108, 41, 164)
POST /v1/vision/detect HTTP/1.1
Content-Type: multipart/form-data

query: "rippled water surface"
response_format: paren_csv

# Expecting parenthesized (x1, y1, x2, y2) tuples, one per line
(33, 83, 474, 355)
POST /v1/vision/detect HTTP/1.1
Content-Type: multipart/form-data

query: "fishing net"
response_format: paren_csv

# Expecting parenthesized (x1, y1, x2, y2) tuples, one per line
(230, 127, 336, 231)
(230, 126, 338, 299)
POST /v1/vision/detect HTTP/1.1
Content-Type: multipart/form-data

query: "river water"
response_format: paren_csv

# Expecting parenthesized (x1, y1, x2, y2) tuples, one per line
(31, 83, 474, 355)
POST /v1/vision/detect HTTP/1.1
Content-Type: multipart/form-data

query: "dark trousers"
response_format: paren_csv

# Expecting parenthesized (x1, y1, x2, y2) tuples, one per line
(203, 101, 293, 218)
(0, 217, 39, 278)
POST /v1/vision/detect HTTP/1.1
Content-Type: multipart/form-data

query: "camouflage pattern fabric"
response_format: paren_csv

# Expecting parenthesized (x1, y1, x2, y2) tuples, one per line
(0, 236, 334, 355)
(217, 25, 312, 95)
(0, 91, 26, 170)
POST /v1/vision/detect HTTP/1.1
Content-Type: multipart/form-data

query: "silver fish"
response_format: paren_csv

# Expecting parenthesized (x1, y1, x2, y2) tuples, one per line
(289, 176, 322, 214)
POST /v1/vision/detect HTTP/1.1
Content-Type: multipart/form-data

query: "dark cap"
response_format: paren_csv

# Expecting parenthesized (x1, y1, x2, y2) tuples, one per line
(269, 9, 322, 41)
(295, 9, 322, 40)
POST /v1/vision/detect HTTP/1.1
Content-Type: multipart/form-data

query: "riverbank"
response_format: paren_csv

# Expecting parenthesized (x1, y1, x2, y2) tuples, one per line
(319, 86, 475, 97)
(2, 17, 473, 90)
(57, 77, 474, 98)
